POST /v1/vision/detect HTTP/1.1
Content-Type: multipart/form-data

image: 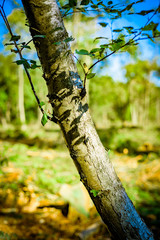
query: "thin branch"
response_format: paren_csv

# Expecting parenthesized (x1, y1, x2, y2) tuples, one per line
(0, 5, 54, 122)
(88, 7, 159, 71)
(2, 0, 6, 8)
(135, 35, 160, 41)
(20, 38, 34, 52)
(73, 55, 86, 75)
(83, 73, 87, 89)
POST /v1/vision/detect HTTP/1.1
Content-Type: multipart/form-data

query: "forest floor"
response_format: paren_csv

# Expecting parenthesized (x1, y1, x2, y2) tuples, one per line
(0, 125, 160, 240)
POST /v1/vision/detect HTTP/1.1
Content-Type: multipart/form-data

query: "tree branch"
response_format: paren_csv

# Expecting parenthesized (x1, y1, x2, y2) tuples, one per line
(89, 7, 159, 71)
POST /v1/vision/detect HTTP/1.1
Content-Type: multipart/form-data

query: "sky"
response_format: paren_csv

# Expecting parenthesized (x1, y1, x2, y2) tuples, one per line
(0, 0, 160, 83)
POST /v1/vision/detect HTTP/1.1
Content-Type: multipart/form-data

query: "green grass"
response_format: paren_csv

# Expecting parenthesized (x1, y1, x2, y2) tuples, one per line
(0, 127, 160, 226)
(0, 135, 79, 196)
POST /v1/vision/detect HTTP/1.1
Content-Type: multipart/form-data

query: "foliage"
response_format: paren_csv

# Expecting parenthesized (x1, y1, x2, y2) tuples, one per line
(61, 0, 160, 74)
(0, 0, 159, 127)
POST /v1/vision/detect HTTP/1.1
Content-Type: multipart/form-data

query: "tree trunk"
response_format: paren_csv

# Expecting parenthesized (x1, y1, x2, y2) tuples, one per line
(21, 1, 154, 239)
(156, 97, 160, 124)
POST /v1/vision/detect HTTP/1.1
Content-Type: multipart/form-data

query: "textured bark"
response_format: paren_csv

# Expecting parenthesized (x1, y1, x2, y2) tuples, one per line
(21, 0, 154, 239)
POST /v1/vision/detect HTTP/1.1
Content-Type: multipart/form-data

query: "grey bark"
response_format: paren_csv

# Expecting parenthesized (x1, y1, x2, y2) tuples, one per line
(21, 0, 154, 239)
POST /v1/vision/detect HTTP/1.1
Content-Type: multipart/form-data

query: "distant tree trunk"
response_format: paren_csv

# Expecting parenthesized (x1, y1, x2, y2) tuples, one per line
(6, 101, 11, 123)
(18, 66, 26, 126)
(156, 98, 160, 124)
(21, 0, 154, 239)
(131, 103, 138, 126)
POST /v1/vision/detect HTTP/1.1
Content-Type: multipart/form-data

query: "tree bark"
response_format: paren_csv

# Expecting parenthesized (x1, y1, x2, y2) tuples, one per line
(21, 0, 154, 239)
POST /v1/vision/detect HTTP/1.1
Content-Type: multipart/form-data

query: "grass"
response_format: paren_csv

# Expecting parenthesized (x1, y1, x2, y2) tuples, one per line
(0, 126, 160, 238)
(0, 135, 79, 197)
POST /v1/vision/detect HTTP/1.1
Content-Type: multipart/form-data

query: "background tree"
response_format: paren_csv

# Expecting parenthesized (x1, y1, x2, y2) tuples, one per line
(125, 60, 159, 126)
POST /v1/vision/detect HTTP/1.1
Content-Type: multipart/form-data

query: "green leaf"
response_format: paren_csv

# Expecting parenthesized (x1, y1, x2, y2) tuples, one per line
(80, 0, 90, 5)
(33, 35, 46, 38)
(53, 41, 61, 45)
(93, 37, 108, 42)
(41, 113, 48, 126)
(91, 4, 98, 8)
(15, 58, 30, 68)
(124, 26, 133, 30)
(124, 26, 134, 34)
(15, 59, 25, 65)
(64, 36, 75, 43)
(90, 189, 99, 197)
(100, 44, 109, 49)
(4, 42, 15, 46)
(142, 33, 155, 43)
(109, 38, 125, 51)
(90, 48, 101, 54)
(30, 60, 41, 69)
(22, 45, 31, 49)
(99, 22, 108, 27)
(136, 0, 144, 3)
(75, 49, 90, 55)
(10, 35, 21, 41)
(30, 60, 36, 64)
(113, 29, 123, 32)
(108, 1, 113, 4)
(142, 21, 158, 31)
(87, 72, 96, 78)
(23, 61, 31, 69)
(40, 101, 45, 107)
(153, 28, 160, 37)
(125, 2, 134, 11)
(87, 73, 96, 79)
(11, 49, 19, 53)
(137, 10, 154, 16)
(30, 64, 41, 69)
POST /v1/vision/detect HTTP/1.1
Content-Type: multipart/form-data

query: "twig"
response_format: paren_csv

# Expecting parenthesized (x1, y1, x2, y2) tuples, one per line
(73, 55, 88, 89)
(73, 55, 86, 75)
(2, 0, 6, 8)
(88, 7, 159, 71)
(83, 73, 87, 89)
(20, 38, 34, 52)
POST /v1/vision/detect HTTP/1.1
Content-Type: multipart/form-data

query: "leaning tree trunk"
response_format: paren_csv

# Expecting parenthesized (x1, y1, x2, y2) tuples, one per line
(21, 1, 154, 239)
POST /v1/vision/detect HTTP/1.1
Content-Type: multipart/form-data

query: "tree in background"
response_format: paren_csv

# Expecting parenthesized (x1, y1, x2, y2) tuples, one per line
(0, 54, 18, 125)
(125, 60, 160, 126)
(1, 8, 48, 125)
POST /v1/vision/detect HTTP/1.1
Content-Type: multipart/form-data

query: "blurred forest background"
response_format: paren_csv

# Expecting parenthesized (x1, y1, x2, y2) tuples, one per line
(0, 1, 160, 240)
